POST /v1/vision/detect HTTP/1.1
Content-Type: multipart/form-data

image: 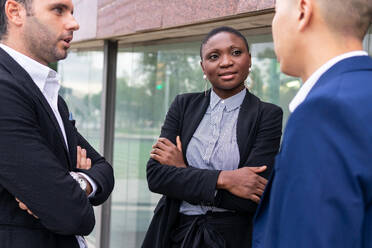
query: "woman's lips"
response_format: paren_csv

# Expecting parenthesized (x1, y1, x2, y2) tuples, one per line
(219, 72, 237, 80)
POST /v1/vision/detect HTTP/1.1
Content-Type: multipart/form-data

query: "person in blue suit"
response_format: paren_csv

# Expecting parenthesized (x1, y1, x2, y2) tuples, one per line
(253, 0, 372, 247)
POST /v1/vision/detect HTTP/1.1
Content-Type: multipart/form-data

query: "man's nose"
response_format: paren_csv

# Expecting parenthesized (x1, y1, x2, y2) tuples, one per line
(66, 14, 80, 31)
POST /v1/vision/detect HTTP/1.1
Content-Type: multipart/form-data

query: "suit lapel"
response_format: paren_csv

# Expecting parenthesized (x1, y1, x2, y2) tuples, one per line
(58, 97, 76, 170)
(0, 48, 71, 163)
(236, 90, 260, 168)
(182, 90, 211, 161)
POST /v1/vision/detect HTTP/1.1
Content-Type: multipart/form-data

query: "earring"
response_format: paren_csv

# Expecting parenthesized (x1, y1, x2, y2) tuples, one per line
(248, 67, 252, 73)
(203, 74, 208, 96)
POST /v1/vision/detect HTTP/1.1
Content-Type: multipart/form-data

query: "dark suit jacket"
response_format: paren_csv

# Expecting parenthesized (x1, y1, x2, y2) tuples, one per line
(143, 89, 283, 248)
(253, 56, 372, 248)
(0, 47, 114, 248)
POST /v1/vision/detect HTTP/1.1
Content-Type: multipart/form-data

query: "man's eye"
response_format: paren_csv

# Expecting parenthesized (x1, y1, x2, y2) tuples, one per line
(53, 7, 63, 15)
(232, 50, 242, 56)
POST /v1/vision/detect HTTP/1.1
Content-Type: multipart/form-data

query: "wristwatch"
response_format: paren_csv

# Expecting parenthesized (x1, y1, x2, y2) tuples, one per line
(70, 171, 87, 191)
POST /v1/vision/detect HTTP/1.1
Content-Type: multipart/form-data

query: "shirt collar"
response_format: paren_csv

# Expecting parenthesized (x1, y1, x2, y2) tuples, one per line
(210, 88, 246, 112)
(0, 43, 60, 93)
(289, 50, 368, 113)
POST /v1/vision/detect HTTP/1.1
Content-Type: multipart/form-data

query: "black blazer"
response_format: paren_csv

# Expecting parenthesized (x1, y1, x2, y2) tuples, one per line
(0, 47, 114, 248)
(143, 90, 283, 248)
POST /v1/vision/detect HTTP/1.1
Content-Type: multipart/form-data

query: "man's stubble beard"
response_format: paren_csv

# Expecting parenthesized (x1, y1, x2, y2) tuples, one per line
(23, 16, 67, 65)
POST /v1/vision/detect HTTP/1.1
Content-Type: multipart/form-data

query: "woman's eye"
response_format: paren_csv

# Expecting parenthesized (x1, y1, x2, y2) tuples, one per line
(232, 50, 242, 56)
(208, 54, 219, 60)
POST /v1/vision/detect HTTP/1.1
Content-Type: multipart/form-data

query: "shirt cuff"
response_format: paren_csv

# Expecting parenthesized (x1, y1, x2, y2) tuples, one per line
(77, 172, 98, 198)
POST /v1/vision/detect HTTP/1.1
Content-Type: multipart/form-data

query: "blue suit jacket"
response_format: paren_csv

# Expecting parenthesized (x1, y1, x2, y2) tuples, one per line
(253, 55, 372, 248)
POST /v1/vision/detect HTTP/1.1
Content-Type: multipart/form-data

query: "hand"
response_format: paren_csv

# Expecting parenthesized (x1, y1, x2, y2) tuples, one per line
(75, 146, 93, 196)
(15, 198, 38, 219)
(216, 166, 268, 203)
(76, 146, 91, 170)
(150, 136, 186, 168)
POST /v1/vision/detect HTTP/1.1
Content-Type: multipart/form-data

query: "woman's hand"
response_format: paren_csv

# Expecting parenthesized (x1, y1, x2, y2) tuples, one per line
(216, 166, 268, 203)
(150, 136, 187, 168)
(15, 198, 38, 219)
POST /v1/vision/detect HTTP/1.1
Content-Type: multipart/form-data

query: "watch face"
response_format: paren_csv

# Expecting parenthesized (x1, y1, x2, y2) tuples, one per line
(78, 178, 87, 191)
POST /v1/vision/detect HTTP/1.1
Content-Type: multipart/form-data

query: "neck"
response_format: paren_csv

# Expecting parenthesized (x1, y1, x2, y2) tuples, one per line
(1, 37, 49, 66)
(212, 84, 246, 99)
(300, 33, 364, 82)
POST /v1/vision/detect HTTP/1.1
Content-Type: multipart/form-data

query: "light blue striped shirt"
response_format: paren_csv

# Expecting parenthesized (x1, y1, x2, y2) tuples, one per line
(180, 89, 246, 215)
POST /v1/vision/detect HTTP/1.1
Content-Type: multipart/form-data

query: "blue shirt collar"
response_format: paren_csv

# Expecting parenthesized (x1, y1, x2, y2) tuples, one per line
(210, 88, 246, 112)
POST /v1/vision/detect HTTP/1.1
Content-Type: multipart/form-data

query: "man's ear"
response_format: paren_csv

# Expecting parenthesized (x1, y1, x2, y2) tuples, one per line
(5, 0, 27, 27)
(297, 0, 313, 32)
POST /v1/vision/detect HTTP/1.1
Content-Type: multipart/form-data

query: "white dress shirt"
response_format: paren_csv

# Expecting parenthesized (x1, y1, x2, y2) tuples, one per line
(289, 51, 369, 113)
(0, 43, 97, 248)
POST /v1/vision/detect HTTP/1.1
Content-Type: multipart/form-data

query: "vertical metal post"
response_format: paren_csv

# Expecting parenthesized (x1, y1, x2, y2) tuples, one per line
(96, 40, 118, 248)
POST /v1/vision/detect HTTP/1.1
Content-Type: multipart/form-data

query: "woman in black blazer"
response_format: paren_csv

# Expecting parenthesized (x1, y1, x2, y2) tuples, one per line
(142, 26, 283, 248)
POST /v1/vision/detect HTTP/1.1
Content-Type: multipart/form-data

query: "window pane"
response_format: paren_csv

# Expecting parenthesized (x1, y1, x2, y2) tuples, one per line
(366, 26, 372, 56)
(247, 34, 300, 125)
(110, 41, 204, 248)
(58, 50, 104, 247)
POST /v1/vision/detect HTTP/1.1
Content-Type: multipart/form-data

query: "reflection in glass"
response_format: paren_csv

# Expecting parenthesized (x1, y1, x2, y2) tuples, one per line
(367, 27, 372, 56)
(58, 50, 104, 247)
(247, 37, 300, 125)
(110, 35, 300, 248)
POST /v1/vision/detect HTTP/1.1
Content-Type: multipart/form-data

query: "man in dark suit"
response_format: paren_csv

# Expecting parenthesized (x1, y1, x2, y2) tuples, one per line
(253, 0, 372, 247)
(0, 0, 114, 247)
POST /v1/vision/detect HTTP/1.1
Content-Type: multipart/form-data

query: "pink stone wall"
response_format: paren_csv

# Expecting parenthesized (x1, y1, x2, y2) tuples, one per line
(73, 0, 275, 42)
(97, 0, 274, 38)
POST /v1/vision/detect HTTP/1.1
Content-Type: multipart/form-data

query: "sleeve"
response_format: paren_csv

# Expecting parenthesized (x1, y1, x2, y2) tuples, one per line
(76, 172, 97, 198)
(77, 172, 98, 198)
(0, 78, 94, 235)
(260, 97, 369, 247)
(57, 96, 114, 206)
(74, 131, 115, 206)
(146, 95, 221, 205)
(214, 104, 283, 213)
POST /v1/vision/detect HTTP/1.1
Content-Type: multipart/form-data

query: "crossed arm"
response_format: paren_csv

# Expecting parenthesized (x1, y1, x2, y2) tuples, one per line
(147, 95, 282, 212)
(16, 146, 94, 218)
(150, 137, 267, 204)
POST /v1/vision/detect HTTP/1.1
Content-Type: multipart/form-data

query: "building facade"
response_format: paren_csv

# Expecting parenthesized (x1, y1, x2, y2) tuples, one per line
(59, 1, 372, 247)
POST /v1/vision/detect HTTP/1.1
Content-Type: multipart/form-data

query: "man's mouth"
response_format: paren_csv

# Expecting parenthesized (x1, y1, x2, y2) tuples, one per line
(63, 37, 72, 43)
(60, 36, 73, 49)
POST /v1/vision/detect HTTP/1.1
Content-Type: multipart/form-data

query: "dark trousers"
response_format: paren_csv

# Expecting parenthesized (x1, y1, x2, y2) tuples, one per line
(170, 211, 253, 248)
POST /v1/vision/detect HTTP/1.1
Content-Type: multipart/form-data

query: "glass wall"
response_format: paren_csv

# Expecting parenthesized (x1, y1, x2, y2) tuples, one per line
(363, 26, 372, 56)
(58, 49, 104, 247)
(109, 33, 299, 248)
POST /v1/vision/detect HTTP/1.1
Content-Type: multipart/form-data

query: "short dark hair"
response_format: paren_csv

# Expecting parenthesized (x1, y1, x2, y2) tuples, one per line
(318, 0, 372, 40)
(200, 26, 250, 60)
(0, 0, 32, 40)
